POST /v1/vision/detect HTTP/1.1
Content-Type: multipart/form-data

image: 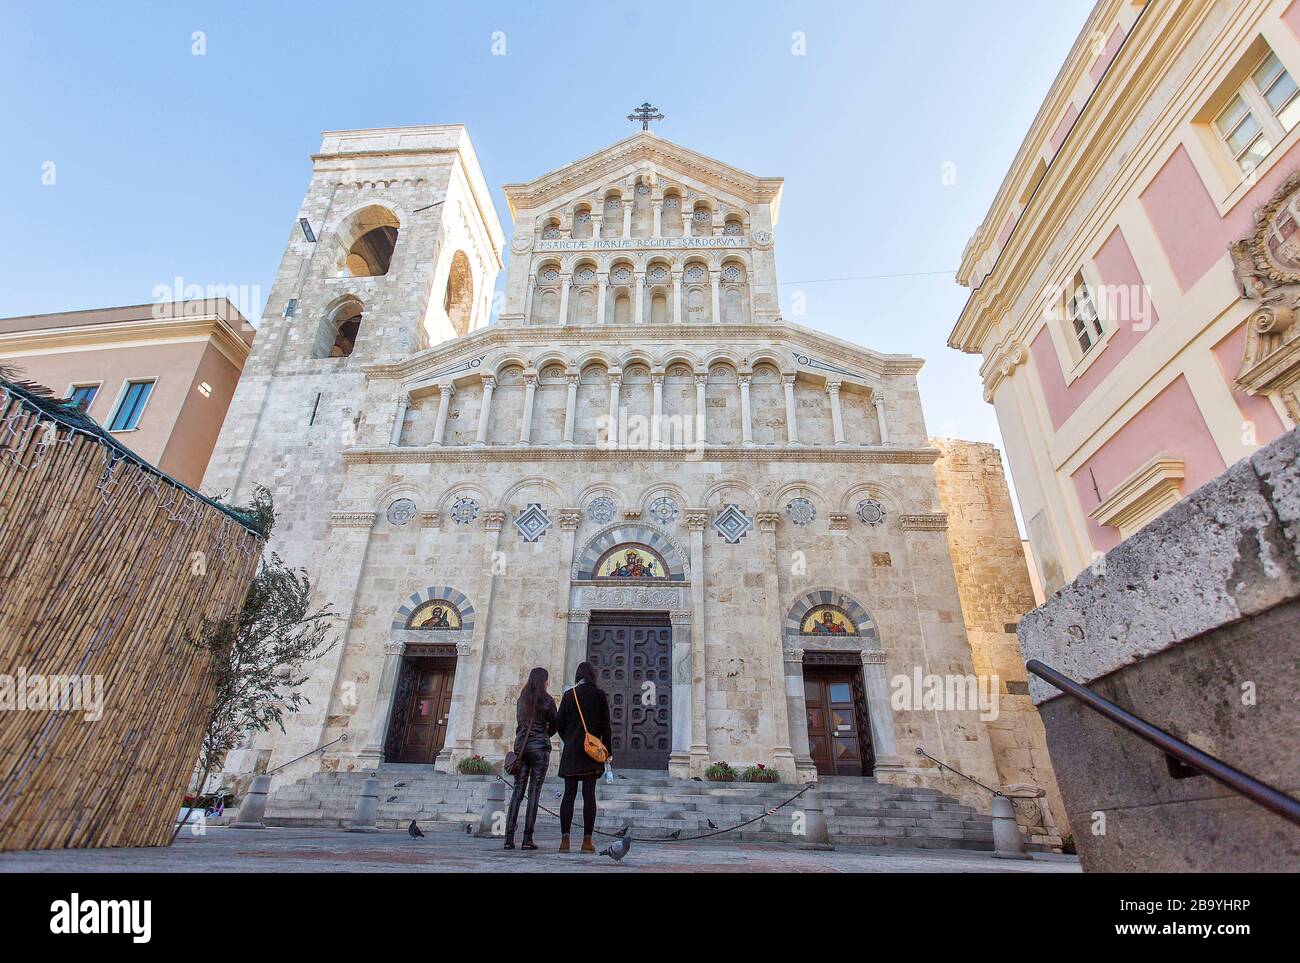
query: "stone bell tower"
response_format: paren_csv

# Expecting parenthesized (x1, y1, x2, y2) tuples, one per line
(203, 125, 504, 574)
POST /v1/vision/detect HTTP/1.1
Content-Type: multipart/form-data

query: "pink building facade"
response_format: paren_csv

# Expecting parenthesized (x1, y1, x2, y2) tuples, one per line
(951, 0, 1300, 593)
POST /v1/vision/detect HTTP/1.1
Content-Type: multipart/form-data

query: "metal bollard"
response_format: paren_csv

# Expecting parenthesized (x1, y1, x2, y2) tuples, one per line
(229, 773, 271, 829)
(991, 794, 1031, 859)
(346, 775, 380, 833)
(475, 779, 507, 838)
(797, 785, 835, 851)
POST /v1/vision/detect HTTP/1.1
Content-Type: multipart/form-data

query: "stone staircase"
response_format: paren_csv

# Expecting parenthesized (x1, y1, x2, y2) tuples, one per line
(247, 766, 997, 850)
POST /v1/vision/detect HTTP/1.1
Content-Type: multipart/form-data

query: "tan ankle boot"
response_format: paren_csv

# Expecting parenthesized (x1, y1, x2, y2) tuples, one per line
(558, 834, 570, 852)
(581, 835, 596, 853)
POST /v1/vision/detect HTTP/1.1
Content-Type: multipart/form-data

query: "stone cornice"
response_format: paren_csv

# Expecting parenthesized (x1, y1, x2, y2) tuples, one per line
(364, 320, 924, 386)
(342, 444, 940, 466)
(1088, 452, 1184, 538)
(899, 512, 949, 531)
(330, 511, 377, 529)
(501, 132, 784, 218)
(0, 314, 252, 368)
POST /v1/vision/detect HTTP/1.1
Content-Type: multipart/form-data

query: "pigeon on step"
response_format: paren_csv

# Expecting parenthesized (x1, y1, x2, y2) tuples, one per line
(614, 826, 629, 838)
(690, 777, 703, 782)
(600, 835, 631, 863)
(394, 782, 407, 788)
(386, 796, 398, 802)
(407, 820, 425, 838)
(667, 829, 681, 839)
(707, 819, 718, 829)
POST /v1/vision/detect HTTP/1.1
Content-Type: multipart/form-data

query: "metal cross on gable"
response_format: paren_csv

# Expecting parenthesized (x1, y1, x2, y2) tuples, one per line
(627, 102, 665, 131)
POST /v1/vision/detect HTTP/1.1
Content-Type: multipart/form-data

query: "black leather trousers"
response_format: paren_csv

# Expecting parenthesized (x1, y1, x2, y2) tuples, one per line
(506, 745, 549, 842)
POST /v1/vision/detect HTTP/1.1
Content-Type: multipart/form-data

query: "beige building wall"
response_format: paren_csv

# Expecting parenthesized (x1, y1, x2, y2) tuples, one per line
(932, 438, 1068, 839)
(0, 300, 253, 487)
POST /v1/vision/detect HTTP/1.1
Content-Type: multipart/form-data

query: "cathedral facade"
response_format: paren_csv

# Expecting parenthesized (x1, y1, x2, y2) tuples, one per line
(206, 124, 1062, 823)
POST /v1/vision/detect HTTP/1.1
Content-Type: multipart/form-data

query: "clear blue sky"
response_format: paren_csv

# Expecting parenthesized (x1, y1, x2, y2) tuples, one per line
(1, 0, 1093, 457)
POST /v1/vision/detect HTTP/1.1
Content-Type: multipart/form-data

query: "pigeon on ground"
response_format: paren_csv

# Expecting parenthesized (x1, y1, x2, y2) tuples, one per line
(667, 829, 681, 839)
(600, 835, 631, 863)
(614, 826, 629, 838)
(690, 777, 703, 782)
(386, 796, 398, 802)
(407, 820, 425, 838)
(394, 781, 407, 788)
(706, 819, 717, 829)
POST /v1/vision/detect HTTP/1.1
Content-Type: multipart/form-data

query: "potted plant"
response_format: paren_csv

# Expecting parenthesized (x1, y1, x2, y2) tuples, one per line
(457, 754, 493, 775)
(739, 763, 780, 783)
(704, 761, 737, 782)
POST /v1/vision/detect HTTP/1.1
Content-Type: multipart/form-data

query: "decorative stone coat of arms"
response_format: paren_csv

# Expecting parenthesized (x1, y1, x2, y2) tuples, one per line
(1229, 169, 1300, 422)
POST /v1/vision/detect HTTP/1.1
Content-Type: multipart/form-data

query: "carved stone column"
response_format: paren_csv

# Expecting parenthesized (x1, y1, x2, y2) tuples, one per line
(557, 272, 572, 327)
(875, 394, 891, 445)
(738, 374, 753, 446)
(651, 373, 664, 450)
(672, 270, 683, 324)
(389, 395, 408, 446)
(432, 383, 454, 446)
(826, 381, 846, 446)
(861, 649, 903, 774)
(756, 511, 797, 775)
(596, 274, 608, 326)
(685, 510, 711, 772)
(694, 373, 708, 446)
(607, 372, 621, 448)
(475, 375, 495, 445)
(357, 640, 406, 766)
(519, 373, 537, 445)
(634, 271, 645, 325)
(562, 373, 578, 445)
(668, 609, 694, 777)
(783, 375, 800, 445)
(551, 510, 583, 688)
(523, 272, 536, 324)
(709, 269, 721, 323)
(652, 198, 663, 236)
(621, 200, 632, 238)
(783, 649, 819, 782)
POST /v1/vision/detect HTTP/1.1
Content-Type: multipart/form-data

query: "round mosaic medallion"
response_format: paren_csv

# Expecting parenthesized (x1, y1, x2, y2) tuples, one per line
(386, 498, 417, 526)
(856, 498, 886, 527)
(587, 496, 617, 524)
(450, 496, 479, 525)
(785, 497, 816, 526)
(649, 496, 679, 525)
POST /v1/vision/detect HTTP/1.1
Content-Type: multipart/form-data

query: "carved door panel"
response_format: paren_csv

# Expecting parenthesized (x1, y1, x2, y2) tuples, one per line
(803, 665, 873, 776)
(587, 613, 671, 770)
(394, 661, 454, 764)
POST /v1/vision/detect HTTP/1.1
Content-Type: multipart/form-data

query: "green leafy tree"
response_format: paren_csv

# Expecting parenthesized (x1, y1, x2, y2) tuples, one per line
(174, 487, 338, 839)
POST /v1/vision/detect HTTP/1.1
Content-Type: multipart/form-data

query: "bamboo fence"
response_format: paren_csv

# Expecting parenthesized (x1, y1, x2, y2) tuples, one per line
(0, 382, 264, 849)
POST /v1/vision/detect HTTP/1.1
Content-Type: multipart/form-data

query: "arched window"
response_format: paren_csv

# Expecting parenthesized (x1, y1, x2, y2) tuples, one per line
(723, 215, 744, 236)
(721, 261, 748, 322)
(443, 251, 474, 336)
(691, 202, 713, 237)
(531, 263, 562, 325)
(316, 297, 364, 358)
(572, 205, 593, 240)
(661, 191, 683, 236)
(602, 194, 622, 238)
(330, 205, 400, 277)
(541, 218, 562, 239)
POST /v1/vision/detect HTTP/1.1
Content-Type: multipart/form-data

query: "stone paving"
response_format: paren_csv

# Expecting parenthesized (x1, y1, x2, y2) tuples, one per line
(0, 826, 1082, 873)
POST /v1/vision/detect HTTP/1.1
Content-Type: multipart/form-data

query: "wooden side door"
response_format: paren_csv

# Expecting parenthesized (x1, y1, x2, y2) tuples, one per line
(804, 667, 870, 776)
(396, 662, 454, 764)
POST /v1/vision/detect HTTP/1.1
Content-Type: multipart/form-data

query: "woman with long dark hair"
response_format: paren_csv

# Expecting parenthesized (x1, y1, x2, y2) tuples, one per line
(504, 666, 558, 850)
(555, 661, 613, 853)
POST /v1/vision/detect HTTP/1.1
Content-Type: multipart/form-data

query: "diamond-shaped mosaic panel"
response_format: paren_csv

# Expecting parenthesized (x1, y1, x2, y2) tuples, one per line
(712, 503, 752, 543)
(515, 503, 552, 542)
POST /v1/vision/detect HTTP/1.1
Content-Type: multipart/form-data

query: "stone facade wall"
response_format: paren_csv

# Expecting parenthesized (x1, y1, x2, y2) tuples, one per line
(933, 438, 1068, 841)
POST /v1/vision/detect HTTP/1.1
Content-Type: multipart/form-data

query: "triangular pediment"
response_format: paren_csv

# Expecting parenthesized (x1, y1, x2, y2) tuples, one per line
(502, 132, 783, 222)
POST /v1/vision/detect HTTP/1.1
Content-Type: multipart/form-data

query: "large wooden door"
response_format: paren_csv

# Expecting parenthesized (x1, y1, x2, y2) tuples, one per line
(587, 612, 671, 770)
(393, 660, 454, 764)
(804, 665, 874, 777)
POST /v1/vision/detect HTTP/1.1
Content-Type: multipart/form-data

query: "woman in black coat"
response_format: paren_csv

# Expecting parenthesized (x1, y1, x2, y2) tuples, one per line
(555, 661, 613, 853)
(505, 666, 558, 850)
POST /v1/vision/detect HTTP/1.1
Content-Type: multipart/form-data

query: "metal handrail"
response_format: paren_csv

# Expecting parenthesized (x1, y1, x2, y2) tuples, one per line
(914, 746, 1003, 797)
(1026, 659, 1300, 827)
(267, 733, 348, 776)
